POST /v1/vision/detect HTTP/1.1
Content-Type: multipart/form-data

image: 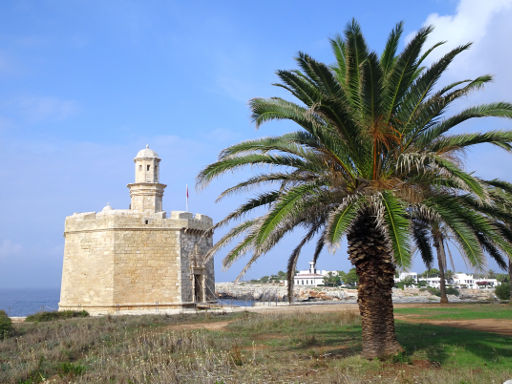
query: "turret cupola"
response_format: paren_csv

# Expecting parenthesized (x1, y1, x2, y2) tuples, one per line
(127, 145, 166, 213)
(134, 144, 160, 183)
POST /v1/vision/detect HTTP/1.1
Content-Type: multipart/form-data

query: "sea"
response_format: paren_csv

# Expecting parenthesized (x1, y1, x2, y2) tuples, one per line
(0, 288, 254, 317)
(0, 288, 60, 317)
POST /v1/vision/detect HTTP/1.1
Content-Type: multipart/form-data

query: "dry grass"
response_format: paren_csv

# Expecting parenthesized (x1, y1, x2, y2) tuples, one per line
(1, 308, 511, 383)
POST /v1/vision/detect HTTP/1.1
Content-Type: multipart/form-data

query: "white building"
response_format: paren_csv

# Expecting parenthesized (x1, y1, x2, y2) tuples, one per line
(451, 273, 475, 288)
(415, 276, 441, 288)
(451, 273, 499, 289)
(474, 279, 500, 289)
(394, 272, 418, 284)
(294, 262, 336, 286)
(412, 272, 500, 289)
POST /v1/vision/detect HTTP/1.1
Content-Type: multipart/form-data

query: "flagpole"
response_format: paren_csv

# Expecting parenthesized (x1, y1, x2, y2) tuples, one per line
(186, 184, 189, 212)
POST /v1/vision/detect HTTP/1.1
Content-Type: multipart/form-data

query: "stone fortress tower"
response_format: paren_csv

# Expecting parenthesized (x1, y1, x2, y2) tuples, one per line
(59, 146, 215, 315)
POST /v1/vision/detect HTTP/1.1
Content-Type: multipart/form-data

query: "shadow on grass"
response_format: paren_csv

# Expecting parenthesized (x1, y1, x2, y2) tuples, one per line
(285, 325, 362, 357)
(267, 321, 512, 368)
(396, 322, 512, 368)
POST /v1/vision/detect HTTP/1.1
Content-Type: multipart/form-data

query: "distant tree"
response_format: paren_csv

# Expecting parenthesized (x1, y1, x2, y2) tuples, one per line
(395, 276, 416, 289)
(324, 272, 342, 287)
(268, 270, 287, 283)
(496, 273, 510, 283)
(419, 268, 440, 278)
(342, 268, 358, 288)
(496, 282, 511, 301)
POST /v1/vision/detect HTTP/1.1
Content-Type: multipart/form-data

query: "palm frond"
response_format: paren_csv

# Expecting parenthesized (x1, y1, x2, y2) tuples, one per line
(399, 44, 472, 136)
(344, 18, 369, 107)
(197, 154, 307, 187)
(256, 183, 319, 246)
(382, 25, 432, 123)
(380, 21, 403, 74)
(412, 219, 433, 268)
(361, 52, 384, 124)
(287, 225, 321, 303)
(424, 198, 484, 267)
(215, 172, 311, 202)
(325, 195, 363, 245)
(429, 131, 512, 153)
(381, 191, 411, 267)
(419, 102, 512, 145)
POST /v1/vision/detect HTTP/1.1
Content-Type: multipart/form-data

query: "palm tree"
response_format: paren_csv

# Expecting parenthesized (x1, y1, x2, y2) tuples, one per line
(476, 179, 512, 302)
(197, 20, 512, 358)
(413, 217, 509, 303)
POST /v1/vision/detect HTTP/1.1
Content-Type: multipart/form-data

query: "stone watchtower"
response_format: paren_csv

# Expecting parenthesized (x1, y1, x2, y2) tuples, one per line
(59, 146, 215, 315)
(128, 145, 165, 212)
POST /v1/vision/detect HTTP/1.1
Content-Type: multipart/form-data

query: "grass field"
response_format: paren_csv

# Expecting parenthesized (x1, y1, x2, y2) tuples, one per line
(1, 304, 511, 383)
(395, 303, 512, 320)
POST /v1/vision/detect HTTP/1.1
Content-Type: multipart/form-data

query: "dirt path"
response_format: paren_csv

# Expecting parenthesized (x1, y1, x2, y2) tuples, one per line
(243, 303, 359, 314)
(240, 302, 431, 314)
(165, 320, 233, 331)
(395, 315, 512, 336)
(162, 303, 441, 331)
(224, 303, 512, 336)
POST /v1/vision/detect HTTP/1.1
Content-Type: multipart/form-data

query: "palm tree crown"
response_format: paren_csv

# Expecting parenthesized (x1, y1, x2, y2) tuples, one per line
(198, 20, 512, 357)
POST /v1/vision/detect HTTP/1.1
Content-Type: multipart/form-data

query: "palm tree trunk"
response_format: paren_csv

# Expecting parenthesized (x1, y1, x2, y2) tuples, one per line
(509, 259, 512, 304)
(347, 212, 403, 359)
(433, 232, 448, 304)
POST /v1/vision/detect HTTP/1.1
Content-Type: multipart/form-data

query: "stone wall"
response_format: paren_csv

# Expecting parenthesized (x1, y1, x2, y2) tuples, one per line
(59, 209, 214, 315)
(113, 228, 181, 305)
(60, 227, 115, 309)
(180, 229, 215, 303)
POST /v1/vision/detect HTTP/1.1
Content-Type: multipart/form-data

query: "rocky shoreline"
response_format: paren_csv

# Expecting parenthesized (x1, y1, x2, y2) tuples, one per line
(215, 282, 498, 304)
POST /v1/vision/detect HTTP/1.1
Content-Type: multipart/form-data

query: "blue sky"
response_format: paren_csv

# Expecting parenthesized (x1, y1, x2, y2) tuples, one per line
(1, 0, 512, 288)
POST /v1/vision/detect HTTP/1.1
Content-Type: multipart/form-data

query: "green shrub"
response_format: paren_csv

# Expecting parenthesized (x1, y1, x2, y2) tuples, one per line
(25, 310, 89, 322)
(0, 310, 14, 338)
(426, 286, 459, 297)
(446, 287, 460, 296)
(495, 282, 511, 301)
(58, 362, 86, 376)
(427, 287, 441, 297)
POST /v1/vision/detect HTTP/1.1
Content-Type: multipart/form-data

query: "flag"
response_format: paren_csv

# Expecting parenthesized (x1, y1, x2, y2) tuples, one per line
(186, 184, 189, 211)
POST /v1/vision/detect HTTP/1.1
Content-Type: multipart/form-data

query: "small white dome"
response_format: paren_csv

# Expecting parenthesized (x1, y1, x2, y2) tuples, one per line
(135, 144, 159, 159)
(101, 203, 112, 211)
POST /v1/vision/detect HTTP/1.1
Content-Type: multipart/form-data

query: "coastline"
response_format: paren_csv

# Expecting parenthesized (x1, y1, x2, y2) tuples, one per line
(1, 283, 500, 319)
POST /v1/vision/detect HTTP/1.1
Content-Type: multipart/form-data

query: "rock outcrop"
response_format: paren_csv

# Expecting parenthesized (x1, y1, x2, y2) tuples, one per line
(215, 283, 498, 303)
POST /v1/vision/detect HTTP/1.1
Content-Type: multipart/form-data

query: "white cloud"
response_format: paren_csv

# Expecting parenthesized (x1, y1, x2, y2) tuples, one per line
(409, 0, 512, 273)
(423, 0, 511, 48)
(413, 0, 512, 103)
(13, 96, 79, 122)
